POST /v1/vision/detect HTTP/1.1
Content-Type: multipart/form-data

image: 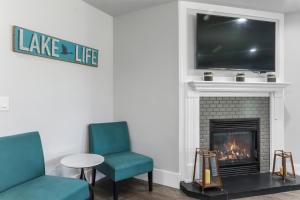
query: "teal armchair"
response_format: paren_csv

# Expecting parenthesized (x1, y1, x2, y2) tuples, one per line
(89, 121, 153, 200)
(0, 132, 90, 200)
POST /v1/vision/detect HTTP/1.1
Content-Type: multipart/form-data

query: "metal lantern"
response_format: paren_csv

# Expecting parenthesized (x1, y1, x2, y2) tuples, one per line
(193, 148, 223, 192)
(272, 150, 296, 181)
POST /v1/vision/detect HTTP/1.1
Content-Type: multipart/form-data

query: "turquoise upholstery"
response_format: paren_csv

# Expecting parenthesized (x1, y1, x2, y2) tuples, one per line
(89, 121, 130, 156)
(0, 176, 89, 200)
(0, 132, 45, 192)
(97, 152, 153, 181)
(0, 132, 90, 200)
(89, 122, 153, 182)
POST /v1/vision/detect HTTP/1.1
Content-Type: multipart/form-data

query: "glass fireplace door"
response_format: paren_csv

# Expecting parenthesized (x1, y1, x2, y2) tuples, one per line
(211, 131, 258, 166)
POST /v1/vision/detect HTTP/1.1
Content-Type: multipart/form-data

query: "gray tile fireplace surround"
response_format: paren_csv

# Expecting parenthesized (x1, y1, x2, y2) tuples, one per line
(200, 97, 270, 173)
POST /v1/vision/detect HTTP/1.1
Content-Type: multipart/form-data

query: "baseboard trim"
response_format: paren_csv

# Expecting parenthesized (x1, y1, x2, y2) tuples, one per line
(71, 168, 181, 189)
(47, 162, 180, 189)
(64, 164, 300, 189)
(135, 168, 180, 189)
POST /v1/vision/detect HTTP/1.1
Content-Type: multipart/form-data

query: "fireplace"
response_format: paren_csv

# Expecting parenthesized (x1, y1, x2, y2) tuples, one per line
(210, 118, 260, 177)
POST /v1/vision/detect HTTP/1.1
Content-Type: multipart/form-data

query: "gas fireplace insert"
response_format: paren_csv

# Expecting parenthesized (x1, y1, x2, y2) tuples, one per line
(210, 118, 260, 177)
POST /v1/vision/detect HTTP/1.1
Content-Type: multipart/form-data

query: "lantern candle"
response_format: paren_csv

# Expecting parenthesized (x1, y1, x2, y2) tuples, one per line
(272, 150, 296, 182)
(205, 169, 211, 185)
(280, 167, 286, 176)
(193, 149, 223, 191)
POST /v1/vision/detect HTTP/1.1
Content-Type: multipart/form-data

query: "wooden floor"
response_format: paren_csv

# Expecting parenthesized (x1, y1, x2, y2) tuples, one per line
(94, 179, 300, 200)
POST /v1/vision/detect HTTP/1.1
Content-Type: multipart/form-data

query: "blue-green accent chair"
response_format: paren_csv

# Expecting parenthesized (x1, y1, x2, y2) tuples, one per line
(89, 121, 153, 200)
(0, 132, 90, 200)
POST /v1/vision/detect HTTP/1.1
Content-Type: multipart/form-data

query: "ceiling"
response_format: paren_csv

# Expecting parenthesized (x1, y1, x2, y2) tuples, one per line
(83, 0, 174, 16)
(83, 0, 300, 16)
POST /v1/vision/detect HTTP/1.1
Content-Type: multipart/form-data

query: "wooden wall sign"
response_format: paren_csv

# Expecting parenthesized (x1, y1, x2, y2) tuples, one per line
(13, 26, 99, 67)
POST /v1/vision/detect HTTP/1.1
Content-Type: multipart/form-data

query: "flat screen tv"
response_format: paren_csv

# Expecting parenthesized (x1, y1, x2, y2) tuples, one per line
(196, 13, 276, 72)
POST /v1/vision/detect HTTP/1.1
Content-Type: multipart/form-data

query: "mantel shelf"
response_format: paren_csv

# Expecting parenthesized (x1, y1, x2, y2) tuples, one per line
(188, 81, 291, 93)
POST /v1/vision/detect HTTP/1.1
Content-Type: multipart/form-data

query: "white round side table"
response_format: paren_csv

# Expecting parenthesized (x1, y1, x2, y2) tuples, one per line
(61, 153, 104, 200)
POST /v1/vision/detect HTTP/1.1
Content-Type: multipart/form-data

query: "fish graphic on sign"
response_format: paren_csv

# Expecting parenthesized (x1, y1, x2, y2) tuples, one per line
(61, 44, 73, 55)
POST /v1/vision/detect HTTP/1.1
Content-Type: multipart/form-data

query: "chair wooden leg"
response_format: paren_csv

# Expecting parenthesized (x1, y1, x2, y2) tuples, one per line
(89, 185, 94, 200)
(92, 168, 96, 186)
(113, 181, 118, 200)
(148, 171, 153, 192)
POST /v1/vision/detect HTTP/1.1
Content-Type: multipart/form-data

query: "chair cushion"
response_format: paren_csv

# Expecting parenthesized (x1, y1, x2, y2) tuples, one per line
(0, 176, 89, 200)
(89, 121, 130, 156)
(0, 132, 45, 192)
(96, 151, 153, 182)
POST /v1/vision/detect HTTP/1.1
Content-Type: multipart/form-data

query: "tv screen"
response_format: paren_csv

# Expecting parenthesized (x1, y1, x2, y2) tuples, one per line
(196, 13, 276, 72)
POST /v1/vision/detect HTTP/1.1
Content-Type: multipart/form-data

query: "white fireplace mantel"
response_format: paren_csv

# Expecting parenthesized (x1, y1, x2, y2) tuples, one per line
(188, 81, 290, 95)
(180, 81, 290, 182)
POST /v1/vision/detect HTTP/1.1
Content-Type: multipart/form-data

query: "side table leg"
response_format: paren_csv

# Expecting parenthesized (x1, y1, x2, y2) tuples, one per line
(79, 168, 94, 200)
(80, 168, 85, 180)
(92, 168, 96, 186)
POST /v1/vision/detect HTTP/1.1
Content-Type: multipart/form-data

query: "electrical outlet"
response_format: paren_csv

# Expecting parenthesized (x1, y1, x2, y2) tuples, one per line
(0, 96, 10, 111)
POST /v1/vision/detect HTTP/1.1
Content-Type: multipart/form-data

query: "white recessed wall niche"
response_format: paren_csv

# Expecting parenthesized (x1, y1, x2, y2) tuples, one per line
(178, 1, 289, 182)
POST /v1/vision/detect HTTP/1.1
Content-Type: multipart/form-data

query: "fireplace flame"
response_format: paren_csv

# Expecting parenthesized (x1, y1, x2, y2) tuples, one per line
(216, 137, 251, 161)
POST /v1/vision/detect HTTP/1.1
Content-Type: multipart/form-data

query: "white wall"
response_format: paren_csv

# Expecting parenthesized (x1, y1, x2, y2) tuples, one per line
(285, 11, 300, 165)
(0, 0, 114, 177)
(114, 1, 180, 186)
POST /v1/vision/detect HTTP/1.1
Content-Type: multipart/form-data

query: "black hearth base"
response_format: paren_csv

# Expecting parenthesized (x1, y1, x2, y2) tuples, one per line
(180, 173, 300, 200)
